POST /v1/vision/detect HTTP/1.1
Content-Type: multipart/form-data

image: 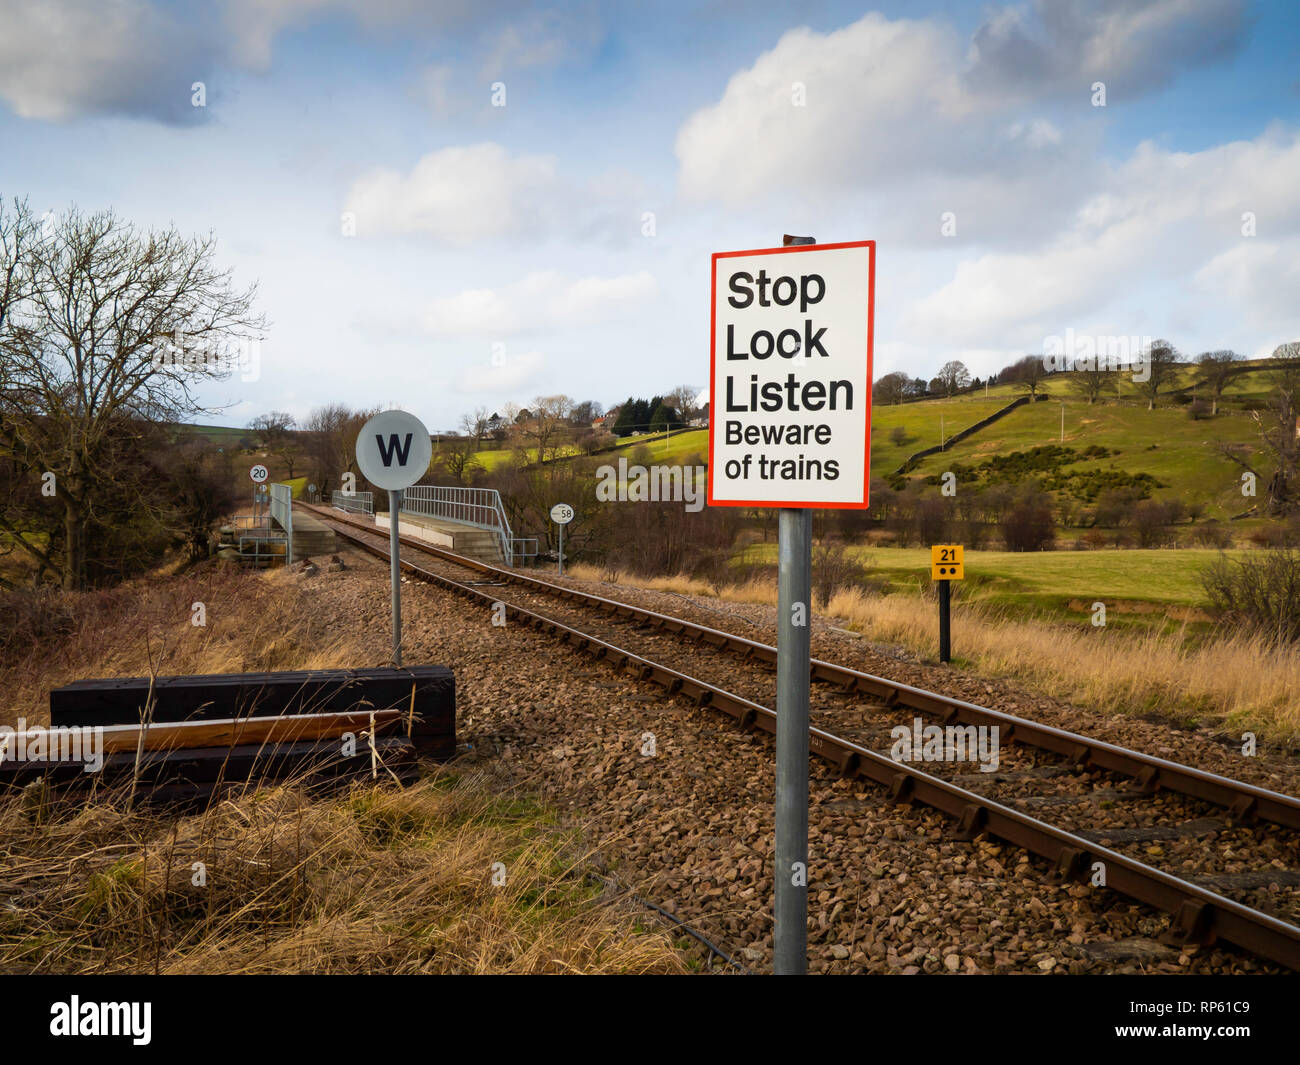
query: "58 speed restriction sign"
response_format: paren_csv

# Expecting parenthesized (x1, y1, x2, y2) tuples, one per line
(550, 503, 574, 525)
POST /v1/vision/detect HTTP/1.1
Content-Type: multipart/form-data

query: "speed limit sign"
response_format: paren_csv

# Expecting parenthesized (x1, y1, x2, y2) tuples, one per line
(249, 464, 269, 484)
(550, 502, 574, 525)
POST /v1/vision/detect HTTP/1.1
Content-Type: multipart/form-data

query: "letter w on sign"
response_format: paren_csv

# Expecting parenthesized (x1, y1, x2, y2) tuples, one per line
(376, 433, 413, 467)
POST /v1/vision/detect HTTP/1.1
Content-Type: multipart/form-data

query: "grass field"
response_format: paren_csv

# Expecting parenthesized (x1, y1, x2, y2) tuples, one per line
(902, 400, 1262, 518)
(740, 543, 1235, 628)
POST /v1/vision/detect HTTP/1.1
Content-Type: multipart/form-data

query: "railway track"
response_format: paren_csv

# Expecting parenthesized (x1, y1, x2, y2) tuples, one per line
(300, 501, 1300, 971)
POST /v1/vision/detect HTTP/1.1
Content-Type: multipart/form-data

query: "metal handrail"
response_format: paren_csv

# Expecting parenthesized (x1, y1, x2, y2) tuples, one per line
(332, 490, 374, 516)
(269, 483, 294, 564)
(402, 485, 523, 566)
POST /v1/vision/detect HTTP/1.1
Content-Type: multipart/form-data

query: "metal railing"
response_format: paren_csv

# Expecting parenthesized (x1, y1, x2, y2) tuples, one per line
(269, 483, 294, 565)
(332, 490, 374, 516)
(402, 485, 526, 566)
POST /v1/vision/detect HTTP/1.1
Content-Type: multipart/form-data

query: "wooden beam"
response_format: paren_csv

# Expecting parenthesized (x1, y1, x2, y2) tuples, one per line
(1, 709, 402, 757)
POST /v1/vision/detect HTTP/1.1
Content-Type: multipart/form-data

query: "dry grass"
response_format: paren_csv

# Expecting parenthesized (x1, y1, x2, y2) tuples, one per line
(824, 588, 1300, 745)
(572, 564, 1300, 745)
(0, 563, 691, 974)
(0, 771, 689, 974)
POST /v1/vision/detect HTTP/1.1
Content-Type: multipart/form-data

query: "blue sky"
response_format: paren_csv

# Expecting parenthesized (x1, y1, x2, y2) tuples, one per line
(3, 0, 1298, 430)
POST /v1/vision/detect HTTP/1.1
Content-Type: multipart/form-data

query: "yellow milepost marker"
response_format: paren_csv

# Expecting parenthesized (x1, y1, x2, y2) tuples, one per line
(930, 544, 964, 580)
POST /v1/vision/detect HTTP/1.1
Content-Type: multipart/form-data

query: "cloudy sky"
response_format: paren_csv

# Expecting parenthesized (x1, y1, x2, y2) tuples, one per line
(3, 0, 1298, 430)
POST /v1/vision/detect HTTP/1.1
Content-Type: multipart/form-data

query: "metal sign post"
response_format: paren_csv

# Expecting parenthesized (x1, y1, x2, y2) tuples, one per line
(388, 488, 403, 666)
(355, 410, 434, 669)
(707, 233, 875, 976)
(550, 502, 574, 577)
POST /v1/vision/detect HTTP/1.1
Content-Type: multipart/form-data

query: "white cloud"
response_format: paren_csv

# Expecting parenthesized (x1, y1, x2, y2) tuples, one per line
(675, 4, 1247, 208)
(675, 15, 978, 203)
(344, 143, 566, 244)
(456, 349, 544, 393)
(423, 270, 658, 337)
(902, 130, 1300, 350)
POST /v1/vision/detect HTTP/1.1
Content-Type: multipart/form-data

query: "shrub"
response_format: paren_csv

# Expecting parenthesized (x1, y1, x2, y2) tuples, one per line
(1001, 490, 1056, 551)
(1187, 398, 1211, 419)
(0, 586, 76, 655)
(1131, 500, 1177, 547)
(1193, 521, 1233, 548)
(1202, 548, 1300, 644)
(812, 541, 870, 608)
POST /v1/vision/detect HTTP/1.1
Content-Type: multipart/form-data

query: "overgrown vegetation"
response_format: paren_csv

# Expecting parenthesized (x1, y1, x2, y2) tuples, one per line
(1202, 548, 1300, 646)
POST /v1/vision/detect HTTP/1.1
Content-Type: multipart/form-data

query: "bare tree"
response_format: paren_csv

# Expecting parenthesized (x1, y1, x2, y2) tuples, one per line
(458, 406, 491, 451)
(248, 410, 295, 448)
(518, 394, 574, 464)
(0, 199, 264, 588)
(1194, 350, 1243, 415)
(1069, 366, 1109, 404)
(1014, 354, 1049, 398)
(1219, 380, 1300, 516)
(872, 371, 910, 405)
(304, 403, 375, 496)
(666, 385, 699, 421)
(1138, 339, 1181, 410)
(937, 360, 971, 396)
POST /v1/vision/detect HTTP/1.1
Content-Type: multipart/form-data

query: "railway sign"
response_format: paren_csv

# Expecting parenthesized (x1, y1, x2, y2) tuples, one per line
(930, 544, 964, 664)
(708, 240, 874, 509)
(551, 502, 574, 577)
(355, 409, 433, 668)
(931, 544, 964, 580)
(249, 464, 269, 484)
(355, 410, 433, 492)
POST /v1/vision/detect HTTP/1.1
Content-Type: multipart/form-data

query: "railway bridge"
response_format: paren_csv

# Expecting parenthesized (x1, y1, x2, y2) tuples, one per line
(327, 484, 537, 567)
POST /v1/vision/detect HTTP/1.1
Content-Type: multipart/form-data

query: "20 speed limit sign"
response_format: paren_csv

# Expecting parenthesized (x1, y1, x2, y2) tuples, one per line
(249, 464, 269, 484)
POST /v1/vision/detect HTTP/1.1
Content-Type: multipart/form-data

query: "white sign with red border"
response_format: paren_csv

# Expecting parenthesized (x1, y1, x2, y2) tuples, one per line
(708, 240, 874, 509)
(249, 464, 269, 484)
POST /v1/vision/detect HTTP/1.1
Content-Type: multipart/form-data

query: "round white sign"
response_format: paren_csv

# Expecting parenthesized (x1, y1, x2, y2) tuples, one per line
(249, 464, 269, 484)
(355, 410, 433, 491)
(550, 502, 574, 525)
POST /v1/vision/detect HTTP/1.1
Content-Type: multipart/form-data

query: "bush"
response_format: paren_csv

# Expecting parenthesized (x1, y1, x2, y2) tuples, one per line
(1193, 521, 1233, 548)
(1131, 500, 1177, 547)
(1001, 490, 1056, 551)
(1202, 548, 1300, 644)
(0, 586, 75, 655)
(1187, 398, 1211, 419)
(812, 541, 870, 608)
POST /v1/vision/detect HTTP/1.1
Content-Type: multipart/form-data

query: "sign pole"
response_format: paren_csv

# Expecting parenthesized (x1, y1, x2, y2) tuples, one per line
(938, 579, 951, 663)
(557, 521, 564, 577)
(389, 488, 403, 667)
(773, 232, 816, 977)
(775, 504, 811, 975)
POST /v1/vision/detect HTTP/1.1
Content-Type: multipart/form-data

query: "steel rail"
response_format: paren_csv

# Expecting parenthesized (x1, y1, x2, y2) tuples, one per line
(313, 507, 1300, 971)
(302, 502, 1300, 833)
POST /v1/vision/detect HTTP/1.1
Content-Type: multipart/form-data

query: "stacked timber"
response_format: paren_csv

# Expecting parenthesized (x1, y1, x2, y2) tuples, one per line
(0, 666, 456, 805)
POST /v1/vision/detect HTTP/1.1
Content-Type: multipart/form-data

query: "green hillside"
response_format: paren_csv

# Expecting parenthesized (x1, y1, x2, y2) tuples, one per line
(898, 400, 1262, 520)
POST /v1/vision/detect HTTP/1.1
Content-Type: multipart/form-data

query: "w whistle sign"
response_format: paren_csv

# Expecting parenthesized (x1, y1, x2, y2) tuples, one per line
(355, 411, 433, 491)
(376, 433, 413, 467)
